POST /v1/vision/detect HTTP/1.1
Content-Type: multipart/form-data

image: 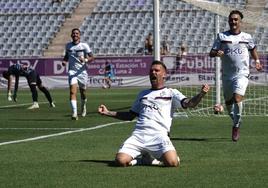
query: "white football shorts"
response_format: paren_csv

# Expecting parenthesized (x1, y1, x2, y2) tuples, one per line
(68, 71, 88, 89)
(222, 75, 249, 101)
(118, 132, 176, 159)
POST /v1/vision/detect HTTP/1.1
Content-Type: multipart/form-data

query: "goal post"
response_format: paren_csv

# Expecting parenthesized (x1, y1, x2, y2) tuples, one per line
(214, 14, 221, 106)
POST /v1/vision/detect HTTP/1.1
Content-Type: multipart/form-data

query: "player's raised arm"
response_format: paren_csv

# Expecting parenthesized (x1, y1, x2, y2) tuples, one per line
(98, 104, 136, 121)
(182, 84, 210, 108)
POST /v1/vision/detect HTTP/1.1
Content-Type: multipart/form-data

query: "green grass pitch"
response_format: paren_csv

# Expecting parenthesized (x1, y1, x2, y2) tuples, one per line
(0, 88, 267, 188)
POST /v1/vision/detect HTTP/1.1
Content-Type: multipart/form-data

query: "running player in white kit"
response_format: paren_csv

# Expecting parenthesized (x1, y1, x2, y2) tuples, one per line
(98, 60, 210, 167)
(209, 10, 263, 141)
(62, 28, 94, 120)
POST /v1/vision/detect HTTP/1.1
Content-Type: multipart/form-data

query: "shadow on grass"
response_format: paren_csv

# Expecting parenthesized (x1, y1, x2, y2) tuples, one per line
(78, 159, 117, 167)
(171, 137, 229, 142)
(77, 160, 166, 168)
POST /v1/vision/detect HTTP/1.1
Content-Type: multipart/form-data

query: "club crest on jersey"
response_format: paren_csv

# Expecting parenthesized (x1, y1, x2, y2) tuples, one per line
(160, 90, 166, 97)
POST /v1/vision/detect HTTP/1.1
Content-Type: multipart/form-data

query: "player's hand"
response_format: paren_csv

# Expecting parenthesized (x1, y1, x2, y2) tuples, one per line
(255, 62, 263, 71)
(98, 104, 108, 115)
(79, 56, 85, 63)
(216, 50, 224, 57)
(201, 84, 210, 94)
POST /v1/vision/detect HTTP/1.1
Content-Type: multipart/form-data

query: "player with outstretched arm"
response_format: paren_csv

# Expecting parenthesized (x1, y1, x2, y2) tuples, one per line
(98, 60, 210, 167)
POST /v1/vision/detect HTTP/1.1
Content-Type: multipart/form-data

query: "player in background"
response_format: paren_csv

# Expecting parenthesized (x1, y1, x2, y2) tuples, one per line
(98, 60, 210, 167)
(102, 61, 115, 89)
(62, 28, 94, 120)
(209, 10, 262, 141)
(144, 32, 153, 55)
(2, 63, 55, 109)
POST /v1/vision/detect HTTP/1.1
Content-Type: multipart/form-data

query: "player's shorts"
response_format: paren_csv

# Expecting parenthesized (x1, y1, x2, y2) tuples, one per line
(222, 75, 249, 101)
(26, 71, 42, 86)
(105, 72, 112, 78)
(118, 132, 176, 159)
(68, 71, 88, 89)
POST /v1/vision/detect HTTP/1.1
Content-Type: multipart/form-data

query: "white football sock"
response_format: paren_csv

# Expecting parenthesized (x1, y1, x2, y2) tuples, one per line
(70, 100, 77, 115)
(233, 102, 242, 127)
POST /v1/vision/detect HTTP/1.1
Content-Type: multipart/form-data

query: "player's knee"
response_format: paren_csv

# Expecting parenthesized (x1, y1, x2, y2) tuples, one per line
(114, 159, 129, 167)
(161, 151, 180, 167)
(70, 90, 76, 96)
(37, 84, 44, 89)
(164, 159, 180, 167)
(233, 94, 243, 103)
(115, 153, 132, 167)
(225, 98, 233, 106)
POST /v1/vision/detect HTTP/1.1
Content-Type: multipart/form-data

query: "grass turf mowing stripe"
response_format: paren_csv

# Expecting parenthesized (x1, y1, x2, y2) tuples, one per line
(0, 120, 134, 146)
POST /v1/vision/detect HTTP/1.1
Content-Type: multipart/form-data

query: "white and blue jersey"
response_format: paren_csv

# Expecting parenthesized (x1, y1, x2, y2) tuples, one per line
(130, 87, 187, 134)
(211, 31, 256, 79)
(64, 42, 92, 87)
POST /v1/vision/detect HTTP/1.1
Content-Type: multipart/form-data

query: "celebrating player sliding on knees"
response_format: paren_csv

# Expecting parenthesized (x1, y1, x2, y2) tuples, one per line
(98, 60, 209, 167)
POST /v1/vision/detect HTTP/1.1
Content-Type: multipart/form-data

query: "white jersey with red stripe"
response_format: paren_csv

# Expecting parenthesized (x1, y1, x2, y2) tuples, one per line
(211, 31, 255, 79)
(130, 87, 187, 135)
(65, 41, 92, 76)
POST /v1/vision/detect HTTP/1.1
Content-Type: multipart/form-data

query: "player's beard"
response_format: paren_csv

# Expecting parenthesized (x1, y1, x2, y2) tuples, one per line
(229, 23, 240, 33)
(150, 76, 165, 89)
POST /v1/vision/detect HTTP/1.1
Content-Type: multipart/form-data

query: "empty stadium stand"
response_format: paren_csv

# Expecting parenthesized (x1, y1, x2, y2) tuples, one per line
(0, 0, 267, 58)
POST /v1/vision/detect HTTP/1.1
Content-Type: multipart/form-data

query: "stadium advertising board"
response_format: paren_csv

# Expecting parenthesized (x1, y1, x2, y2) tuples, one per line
(0, 55, 267, 88)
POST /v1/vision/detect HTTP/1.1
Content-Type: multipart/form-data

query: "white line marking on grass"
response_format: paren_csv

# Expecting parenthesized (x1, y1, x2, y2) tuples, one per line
(0, 102, 48, 109)
(0, 128, 80, 130)
(0, 121, 134, 146)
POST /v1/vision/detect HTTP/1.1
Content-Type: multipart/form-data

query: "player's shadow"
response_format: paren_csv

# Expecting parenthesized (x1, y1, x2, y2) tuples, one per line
(171, 137, 229, 142)
(78, 159, 116, 167)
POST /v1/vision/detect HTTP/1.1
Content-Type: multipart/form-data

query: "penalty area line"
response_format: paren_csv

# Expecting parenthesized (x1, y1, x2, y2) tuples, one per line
(0, 121, 134, 146)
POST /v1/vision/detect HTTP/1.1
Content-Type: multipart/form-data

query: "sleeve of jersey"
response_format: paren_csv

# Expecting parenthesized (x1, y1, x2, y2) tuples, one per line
(211, 33, 221, 50)
(247, 34, 256, 50)
(171, 89, 187, 109)
(130, 92, 142, 115)
(63, 44, 69, 61)
(83, 43, 92, 55)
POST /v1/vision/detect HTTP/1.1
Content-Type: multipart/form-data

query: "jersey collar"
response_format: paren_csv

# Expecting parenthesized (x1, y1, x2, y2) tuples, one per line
(228, 30, 241, 35)
(150, 86, 166, 91)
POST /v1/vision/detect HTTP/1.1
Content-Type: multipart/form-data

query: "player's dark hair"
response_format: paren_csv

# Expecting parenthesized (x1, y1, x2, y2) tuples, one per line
(151, 60, 167, 71)
(229, 10, 243, 20)
(71, 28, 81, 34)
(2, 71, 10, 79)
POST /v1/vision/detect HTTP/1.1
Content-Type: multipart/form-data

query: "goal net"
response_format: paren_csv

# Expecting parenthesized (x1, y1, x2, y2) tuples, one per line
(162, 0, 268, 116)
